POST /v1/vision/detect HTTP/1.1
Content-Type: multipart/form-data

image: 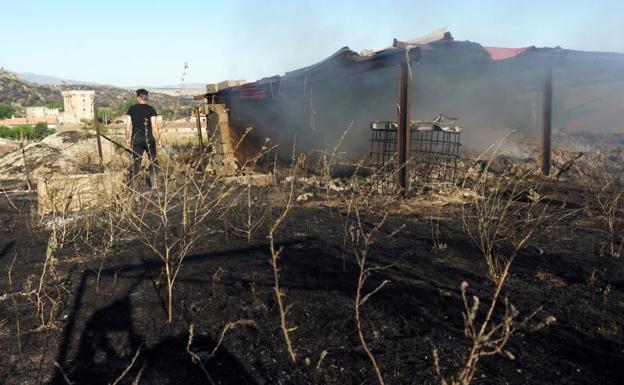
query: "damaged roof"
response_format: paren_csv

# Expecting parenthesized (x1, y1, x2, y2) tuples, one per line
(197, 29, 624, 102)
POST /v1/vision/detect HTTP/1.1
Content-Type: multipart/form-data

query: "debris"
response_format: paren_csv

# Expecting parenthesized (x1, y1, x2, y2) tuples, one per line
(37, 172, 124, 215)
(0, 130, 120, 179)
(222, 173, 276, 186)
(296, 192, 314, 202)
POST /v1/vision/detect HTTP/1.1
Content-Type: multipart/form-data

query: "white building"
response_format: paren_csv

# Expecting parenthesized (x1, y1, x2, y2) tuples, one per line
(25, 106, 60, 119)
(58, 90, 95, 124)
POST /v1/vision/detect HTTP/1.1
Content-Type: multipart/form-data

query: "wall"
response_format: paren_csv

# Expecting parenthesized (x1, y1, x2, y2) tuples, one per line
(25, 107, 60, 119)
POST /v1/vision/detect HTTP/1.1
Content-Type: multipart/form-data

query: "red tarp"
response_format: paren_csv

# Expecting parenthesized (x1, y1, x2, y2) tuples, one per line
(236, 81, 269, 100)
(484, 46, 534, 60)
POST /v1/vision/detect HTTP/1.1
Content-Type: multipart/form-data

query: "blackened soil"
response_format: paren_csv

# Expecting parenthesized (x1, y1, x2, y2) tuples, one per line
(0, 181, 623, 385)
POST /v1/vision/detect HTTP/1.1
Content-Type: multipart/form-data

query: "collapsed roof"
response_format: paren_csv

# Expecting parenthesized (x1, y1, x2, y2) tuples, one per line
(198, 29, 624, 103)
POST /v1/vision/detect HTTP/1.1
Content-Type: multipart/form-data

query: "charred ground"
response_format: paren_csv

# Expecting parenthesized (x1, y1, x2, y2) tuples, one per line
(0, 160, 623, 385)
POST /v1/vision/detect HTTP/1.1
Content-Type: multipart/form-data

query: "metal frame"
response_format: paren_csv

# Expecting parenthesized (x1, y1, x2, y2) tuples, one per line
(410, 129, 461, 185)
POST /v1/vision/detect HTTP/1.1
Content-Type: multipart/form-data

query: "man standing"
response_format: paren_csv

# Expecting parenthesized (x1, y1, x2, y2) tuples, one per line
(125, 89, 162, 187)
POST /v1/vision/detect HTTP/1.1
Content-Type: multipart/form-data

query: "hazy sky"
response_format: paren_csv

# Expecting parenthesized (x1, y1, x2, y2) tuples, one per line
(1, 0, 622, 87)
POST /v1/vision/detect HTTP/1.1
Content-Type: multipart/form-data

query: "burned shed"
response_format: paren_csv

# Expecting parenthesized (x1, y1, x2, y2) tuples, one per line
(197, 30, 624, 182)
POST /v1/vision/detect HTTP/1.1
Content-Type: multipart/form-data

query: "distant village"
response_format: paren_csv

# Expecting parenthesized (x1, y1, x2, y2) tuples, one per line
(0, 90, 96, 129)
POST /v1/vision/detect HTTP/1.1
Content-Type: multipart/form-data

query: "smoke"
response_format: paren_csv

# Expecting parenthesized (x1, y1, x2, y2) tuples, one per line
(225, 44, 624, 163)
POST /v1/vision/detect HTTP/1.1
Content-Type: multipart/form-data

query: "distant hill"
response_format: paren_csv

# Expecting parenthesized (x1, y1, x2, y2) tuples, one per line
(154, 83, 206, 89)
(0, 69, 194, 117)
(0, 69, 60, 105)
(125, 83, 206, 97)
(13, 70, 207, 96)
(15, 72, 97, 86)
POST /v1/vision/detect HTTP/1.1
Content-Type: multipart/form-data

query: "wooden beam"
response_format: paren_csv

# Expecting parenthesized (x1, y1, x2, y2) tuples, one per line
(397, 62, 412, 193)
(93, 106, 104, 171)
(195, 107, 204, 159)
(542, 67, 553, 176)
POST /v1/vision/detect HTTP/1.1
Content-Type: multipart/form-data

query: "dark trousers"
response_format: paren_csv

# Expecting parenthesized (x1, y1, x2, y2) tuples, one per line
(128, 139, 160, 187)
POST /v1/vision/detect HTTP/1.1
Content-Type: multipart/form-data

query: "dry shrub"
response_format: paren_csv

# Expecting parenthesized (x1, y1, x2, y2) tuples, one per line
(31, 177, 83, 330)
(431, 216, 448, 256)
(223, 176, 272, 241)
(7, 252, 22, 359)
(37, 175, 85, 247)
(267, 172, 298, 363)
(29, 217, 74, 331)
(311, 141, 401, 270)
(79, 201, 127, 292)
(350, 211, 394, 385)
(575, 151, 624, 257)
(437, 136, 559, 385)
(462, 166, 545, 283)
(119, 152, 237, 323)
(433, 278, 555, 385)
(461, 136, 548, 284)
(186, 321, 255, 384)
(222, 138, 276, 241)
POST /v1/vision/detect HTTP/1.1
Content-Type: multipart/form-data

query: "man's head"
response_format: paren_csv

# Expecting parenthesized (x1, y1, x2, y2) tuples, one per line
(136, 89, 149, 104)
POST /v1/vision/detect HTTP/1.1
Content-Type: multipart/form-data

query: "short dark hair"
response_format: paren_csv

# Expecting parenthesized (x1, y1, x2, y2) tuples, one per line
(136, 89, 149, 101)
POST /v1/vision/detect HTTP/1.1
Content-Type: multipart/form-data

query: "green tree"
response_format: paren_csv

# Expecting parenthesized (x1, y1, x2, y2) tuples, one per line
(46, 102, 64, 111)
(32, 122, 53, 140)
(97, 108, 115, 124)
(0, 125, 32, 140)
(114, 98, 135, 118)
(81, 118, 108, 135)
(0, 103, 17, 119)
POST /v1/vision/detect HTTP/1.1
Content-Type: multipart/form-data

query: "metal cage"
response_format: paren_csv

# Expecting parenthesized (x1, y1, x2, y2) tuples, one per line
(369, 121, 397, 167)
(410, 128, 461, 185)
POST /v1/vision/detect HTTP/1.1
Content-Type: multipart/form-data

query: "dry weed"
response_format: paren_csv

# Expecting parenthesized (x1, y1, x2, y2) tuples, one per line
(119, 151, 237, 323)
(575, 151, 624, 257)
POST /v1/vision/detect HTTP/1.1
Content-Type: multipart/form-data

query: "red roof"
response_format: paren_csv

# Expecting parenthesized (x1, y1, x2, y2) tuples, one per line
(0, 116, 57, 126)
(484, 46, 534, 60)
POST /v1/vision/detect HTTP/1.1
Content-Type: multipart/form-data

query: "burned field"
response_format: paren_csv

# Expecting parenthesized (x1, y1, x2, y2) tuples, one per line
(1, 147, 623, 385)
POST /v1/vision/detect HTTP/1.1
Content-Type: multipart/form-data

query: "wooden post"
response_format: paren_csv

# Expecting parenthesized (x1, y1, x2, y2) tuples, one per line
(93, 106, 104, 170)
(541, 67, 553, 176)
(195, 106, 204, 157)
(397, 62, 411, 193)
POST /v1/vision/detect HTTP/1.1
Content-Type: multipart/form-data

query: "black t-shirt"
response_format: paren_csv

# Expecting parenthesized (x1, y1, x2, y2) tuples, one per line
(127, 104, 158, 141)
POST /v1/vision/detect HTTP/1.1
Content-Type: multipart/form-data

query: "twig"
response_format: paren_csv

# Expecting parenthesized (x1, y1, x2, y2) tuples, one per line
(268, 173, 297, 363)
(110, 344, 142, 385)
(8, 251, 22, 360)
(54, 362, 73, 385)
(208, 319, 255, 358)
(186, 324, 216, 385)
(353, 210, 389, 385)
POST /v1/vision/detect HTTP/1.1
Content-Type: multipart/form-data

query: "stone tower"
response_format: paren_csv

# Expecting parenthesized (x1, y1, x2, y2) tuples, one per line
(58, 90, 95, 124)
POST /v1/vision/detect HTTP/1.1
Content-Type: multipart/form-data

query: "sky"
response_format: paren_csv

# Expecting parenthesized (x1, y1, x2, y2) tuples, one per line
(1, 0, 622, 87)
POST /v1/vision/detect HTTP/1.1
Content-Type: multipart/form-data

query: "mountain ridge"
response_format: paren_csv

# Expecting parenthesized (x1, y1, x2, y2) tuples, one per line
(0, 69, 193, 117)
(13, 70, 206, 90)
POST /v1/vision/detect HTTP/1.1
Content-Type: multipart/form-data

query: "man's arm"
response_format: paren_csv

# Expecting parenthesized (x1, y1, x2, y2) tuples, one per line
(125, 115, 132, 147)
(151, 116, 162, 148)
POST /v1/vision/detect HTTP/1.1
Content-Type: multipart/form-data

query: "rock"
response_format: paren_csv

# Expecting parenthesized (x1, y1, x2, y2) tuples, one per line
(0, 138, 19, 158)
(0, 130, 121, 179)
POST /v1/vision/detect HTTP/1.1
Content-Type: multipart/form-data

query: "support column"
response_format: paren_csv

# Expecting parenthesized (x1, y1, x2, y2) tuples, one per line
(397, 62, 411, 193)
(195, 107, 204, 157)
(542, 67, 553, 176)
